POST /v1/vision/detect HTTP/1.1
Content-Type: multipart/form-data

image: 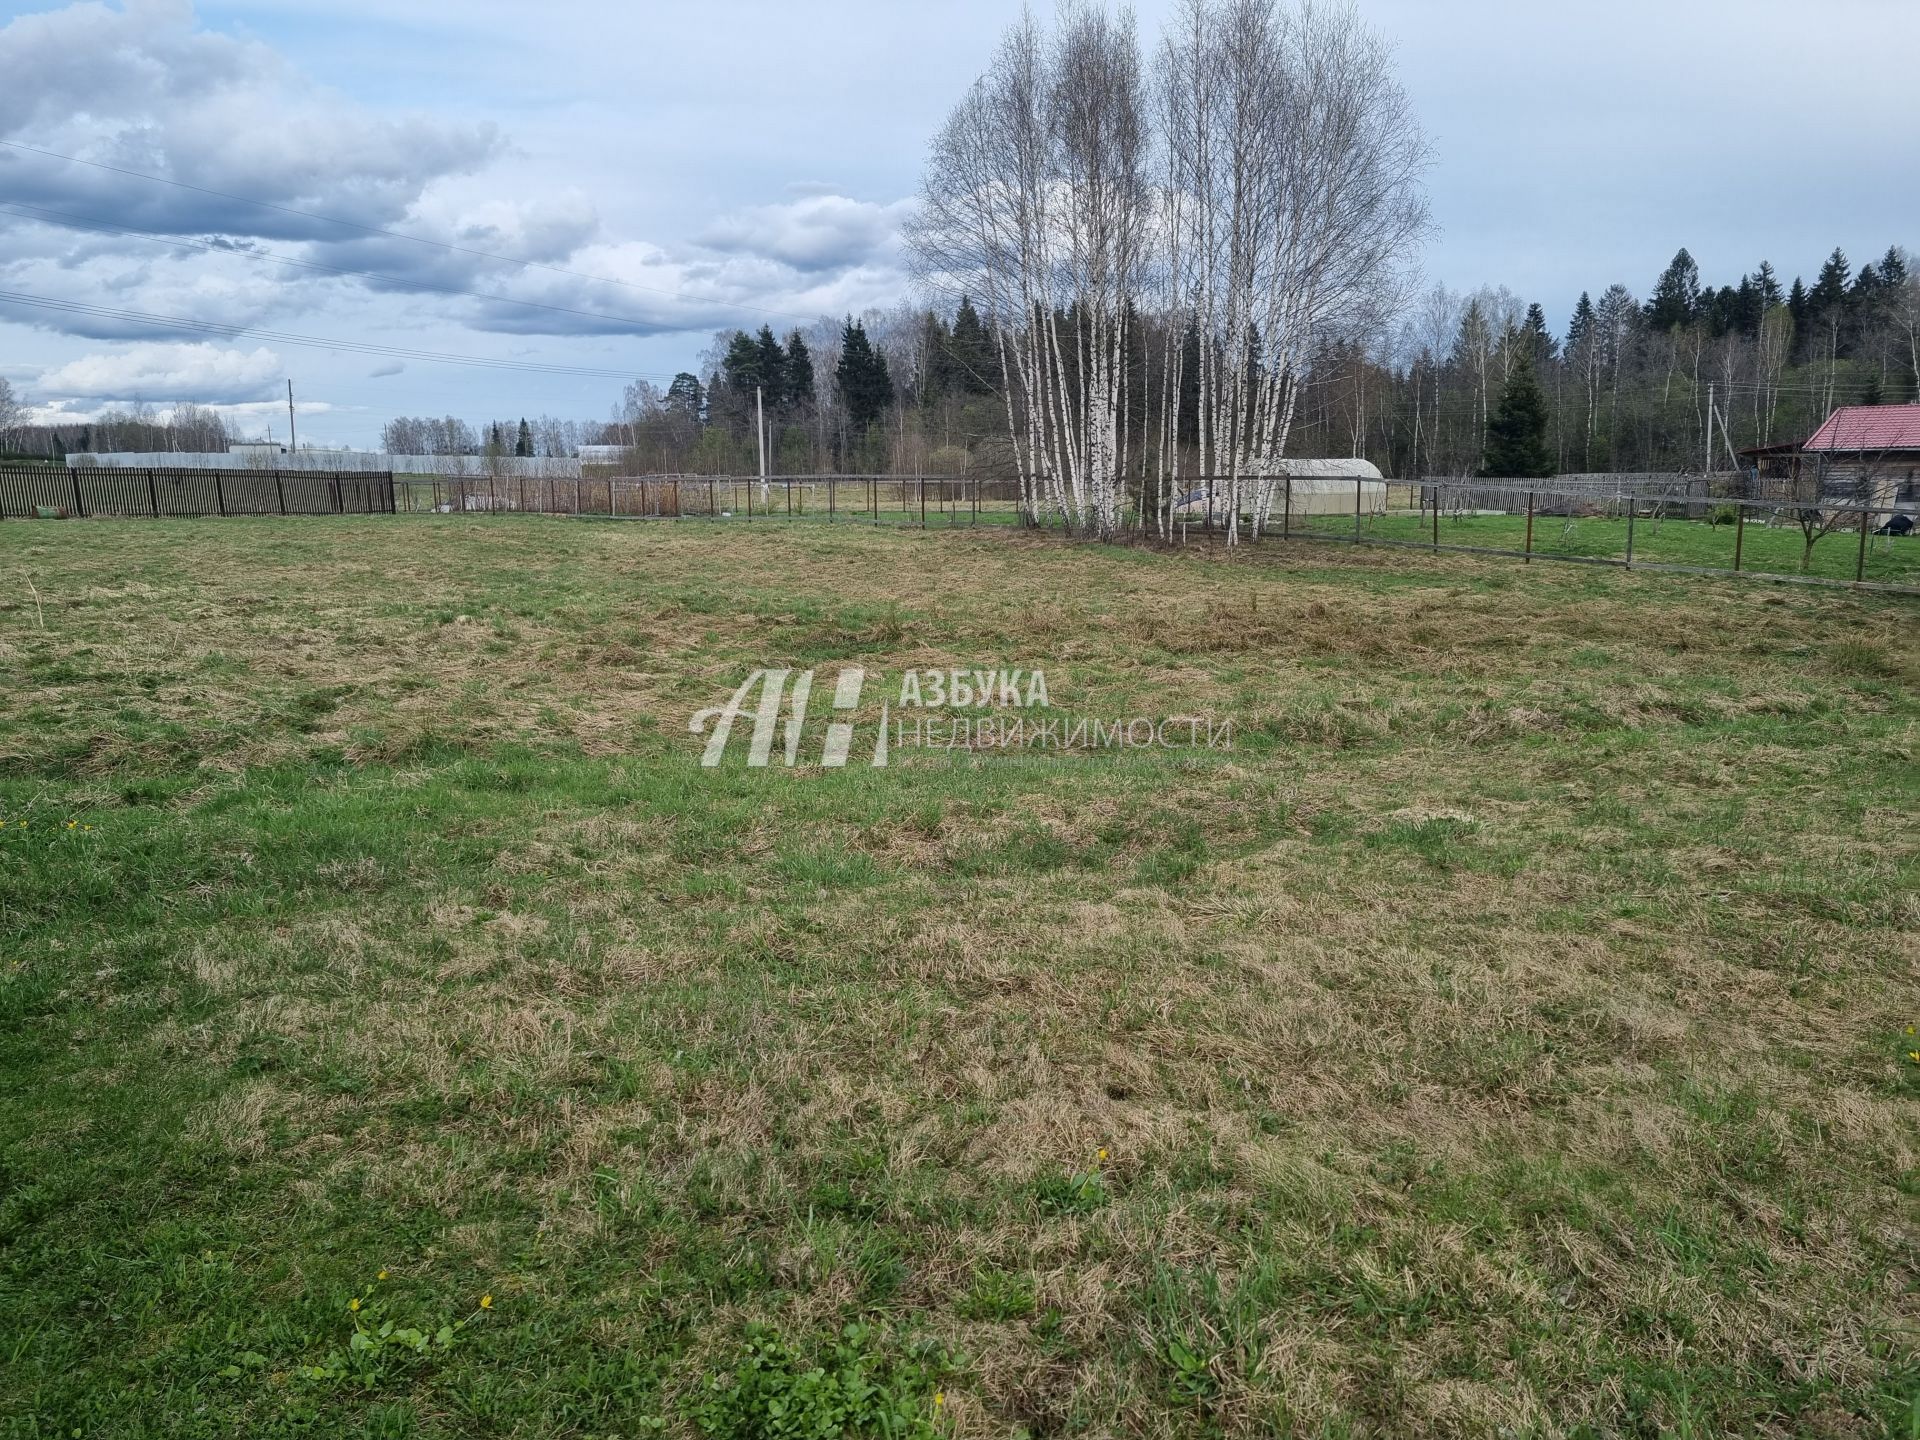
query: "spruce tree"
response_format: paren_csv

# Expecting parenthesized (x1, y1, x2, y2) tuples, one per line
(835, 319, 892, 433)
(1810, 248, 1850, 313)
(514, 418, 532, 457)
(1522, 303, 1557, 364)
(784, 334, 814, 409)
(1879, 246, 1908, 288)
(1565, 292, 1596, 353)
(754, 326, 787, 410)
(950, 296, 996, 394)
(1645, 248, 1700, 330)
(1479, 358, 1554, 478)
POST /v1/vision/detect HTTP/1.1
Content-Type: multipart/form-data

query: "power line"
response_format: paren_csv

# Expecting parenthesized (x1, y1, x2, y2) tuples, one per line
(0, 289, 675, 382)
(0, 136, 822, 326)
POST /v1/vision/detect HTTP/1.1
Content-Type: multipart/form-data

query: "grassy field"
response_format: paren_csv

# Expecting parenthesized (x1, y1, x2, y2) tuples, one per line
(1, 515, 1916, 1439)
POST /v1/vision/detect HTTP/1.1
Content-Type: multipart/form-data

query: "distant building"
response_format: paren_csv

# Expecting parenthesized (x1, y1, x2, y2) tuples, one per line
(1173, 457, 1386, 520)
(1742, 405, 1920, 520)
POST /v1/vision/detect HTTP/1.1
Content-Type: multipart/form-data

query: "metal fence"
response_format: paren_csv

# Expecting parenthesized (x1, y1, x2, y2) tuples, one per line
(1163, 475, 1918, 594)
(397, 472, 1021, 523)
(0, 466, 396, 518)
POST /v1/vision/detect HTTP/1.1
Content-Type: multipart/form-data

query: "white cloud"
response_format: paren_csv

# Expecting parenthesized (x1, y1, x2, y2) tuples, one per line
(698, 194, 914, 273)
(38, 342, 284, 403)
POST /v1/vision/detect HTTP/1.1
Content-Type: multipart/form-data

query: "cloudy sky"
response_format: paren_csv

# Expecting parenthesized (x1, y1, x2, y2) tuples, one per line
(1, 0, 1915, 447)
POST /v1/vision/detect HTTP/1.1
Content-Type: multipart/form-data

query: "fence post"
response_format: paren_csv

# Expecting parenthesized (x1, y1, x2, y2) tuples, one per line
(1354, 476, 1362, 540)
(1856, 504, 1870, 581)
(148, 469, 160, 518)
(1524, 491, 1534, 563)
(973, 472, 979, 525)
(1624, 499, 1635, 567)
(214, 470, 226, 517)
(1733, 503, 1745, 571)
(1431, 483, 1440, 549)
(70, 468, 87, 519)
(1283, 475, 1291, 539)
(920, 475, 926, 528)
(333, 475, 343, 513)
(829, 474, 836, 522)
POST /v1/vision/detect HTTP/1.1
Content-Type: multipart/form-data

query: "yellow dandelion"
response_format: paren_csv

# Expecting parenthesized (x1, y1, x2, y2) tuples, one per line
(1907, 1050, 1920, 1065)
(1096, 1147, 1108, 1163)
(65, 820, 77, 830)
(479, 1293, 492, 1310)
(376, 1269, 389, 1281)
(348, 1297, 361, 1312)
(934, 1390, 945, 1409)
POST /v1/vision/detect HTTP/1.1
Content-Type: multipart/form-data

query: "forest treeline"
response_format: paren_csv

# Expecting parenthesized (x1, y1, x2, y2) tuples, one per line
(10, 245, 1912, 483)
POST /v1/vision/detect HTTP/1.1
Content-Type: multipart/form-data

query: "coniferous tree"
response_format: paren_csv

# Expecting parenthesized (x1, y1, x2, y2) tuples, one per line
(949, 296, 997, 394)
(783, 334, 815, 409)
(1645, 248, 1700, 330)
(1521, 303, 1557, 364)
(1809, 248, 1851, 313)
(514, 418, 532, 457)
(1479, 358, 1554, 478)
(835, 319, 892, 433)
(666, 372, 703, 423)
(753, 326, 788, 410)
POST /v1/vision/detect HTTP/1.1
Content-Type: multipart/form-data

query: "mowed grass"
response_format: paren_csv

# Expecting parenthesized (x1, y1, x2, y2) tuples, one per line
(1, 514, 1916, 1439)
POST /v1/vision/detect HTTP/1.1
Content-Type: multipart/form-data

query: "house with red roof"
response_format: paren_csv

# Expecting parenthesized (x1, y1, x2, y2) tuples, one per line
(1742, 404, 1920, 525)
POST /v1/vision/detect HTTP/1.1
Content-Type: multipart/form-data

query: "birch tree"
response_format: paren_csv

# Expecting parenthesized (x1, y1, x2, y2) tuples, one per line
(908, 5, 1151, 539)
(911, 0, 1429, 544)
(1159, 0, 1430, 542)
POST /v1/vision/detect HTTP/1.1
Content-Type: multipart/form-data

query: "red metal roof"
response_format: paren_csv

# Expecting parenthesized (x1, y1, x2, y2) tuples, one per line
(1802, 404, 1920, 452)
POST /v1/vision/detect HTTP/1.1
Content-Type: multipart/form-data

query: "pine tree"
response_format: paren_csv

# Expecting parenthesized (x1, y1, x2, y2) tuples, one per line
(514, 418, 532, 457)
(1479, 358, 1554, 478)
(1879, 246, 1909, 288)
(666, 372, 703, 423)
(1645, 248, 1700, 330)
(1755, 260, 1783, 310)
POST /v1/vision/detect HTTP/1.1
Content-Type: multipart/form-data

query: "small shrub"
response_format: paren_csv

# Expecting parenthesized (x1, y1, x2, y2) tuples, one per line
(693, 1323, 954, 1440)
(1706, 503, 1739, 527)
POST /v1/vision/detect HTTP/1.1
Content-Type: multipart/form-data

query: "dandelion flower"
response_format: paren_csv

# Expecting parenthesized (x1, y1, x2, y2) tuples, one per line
(65, 820, 76, 830)
(348, 1297, 361, 1313)
(934, 1391, 945, 1408)
(1096, 1147, 1108, 1163)
(376, 1269, 389, 1281)
(479, 1294, 492, 1310)
(1907, 1050, 1920, 1065)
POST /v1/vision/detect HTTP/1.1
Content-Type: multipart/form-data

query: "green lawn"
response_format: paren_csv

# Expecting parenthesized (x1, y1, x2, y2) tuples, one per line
(1, 516, 1916, 1438)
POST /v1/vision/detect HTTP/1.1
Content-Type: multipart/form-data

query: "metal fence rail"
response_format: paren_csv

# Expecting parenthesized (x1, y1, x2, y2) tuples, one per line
(0, 467, 396, 519)
(1149, 474, 1918, 595)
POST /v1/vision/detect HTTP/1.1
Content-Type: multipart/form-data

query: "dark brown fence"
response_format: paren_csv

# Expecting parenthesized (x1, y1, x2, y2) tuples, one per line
(0, 467, 395, 519)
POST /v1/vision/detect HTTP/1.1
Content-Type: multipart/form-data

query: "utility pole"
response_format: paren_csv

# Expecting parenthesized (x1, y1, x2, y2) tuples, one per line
(1704, 382, 1713, 476)
(756, 384, 767, 507)
(287, 379, 297, 454)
